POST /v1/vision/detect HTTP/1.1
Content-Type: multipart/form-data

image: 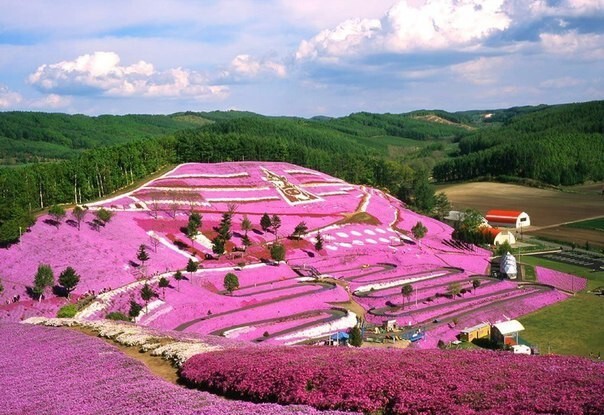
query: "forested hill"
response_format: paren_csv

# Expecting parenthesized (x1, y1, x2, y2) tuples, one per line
(0, 112, 210, 164)
(433, 100, 604, 186)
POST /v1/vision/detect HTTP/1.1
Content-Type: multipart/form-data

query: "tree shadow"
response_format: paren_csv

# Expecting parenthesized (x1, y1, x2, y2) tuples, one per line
(88, 219, 105, 231)
(232, 231, 243, 238)
(252, 229, 264, 235)
(303, 250, 315, 258)
(52, 285, 68, 298)
(43, 218, 60, 228)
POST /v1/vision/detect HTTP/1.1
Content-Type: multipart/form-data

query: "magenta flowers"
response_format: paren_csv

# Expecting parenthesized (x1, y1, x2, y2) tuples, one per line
(182, 346, 604, 414)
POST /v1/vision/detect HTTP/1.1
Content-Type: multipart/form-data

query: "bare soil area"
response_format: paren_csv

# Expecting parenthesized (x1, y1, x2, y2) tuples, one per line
(530, 227, 604, 249)
(437, 182, 604, 228)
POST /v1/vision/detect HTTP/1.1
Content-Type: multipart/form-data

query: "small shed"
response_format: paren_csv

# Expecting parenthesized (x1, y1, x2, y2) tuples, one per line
(482, 226, 516, 246)
(382, 319, 397, 331)
(460, 323, 491, 342)
(500, 252, 517, 279)
(486, 210, 530, 229)
(329, 331, 349, 346)
(491, 320, 525, 347)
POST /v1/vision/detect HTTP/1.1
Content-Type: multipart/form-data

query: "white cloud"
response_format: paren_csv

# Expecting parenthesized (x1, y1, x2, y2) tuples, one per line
(296, 0, 511, 60)
(539, 76, 584, 88)
(540, 31, 604, 60)
(30, 94, 72, 109)
(227, 54, 287, 78)
(0, 84, 23, 108)
(451, 57, 507, 85)
(525, 0, 604, 17)
(28, 51, 228, 100)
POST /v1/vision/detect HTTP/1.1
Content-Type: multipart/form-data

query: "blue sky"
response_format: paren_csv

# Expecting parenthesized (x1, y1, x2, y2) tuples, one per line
(0, 0, 602, 116)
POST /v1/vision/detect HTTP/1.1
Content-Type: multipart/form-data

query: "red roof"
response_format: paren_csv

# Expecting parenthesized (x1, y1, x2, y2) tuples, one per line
(481, 227, 502, 238)
(486, 210, 523, 224)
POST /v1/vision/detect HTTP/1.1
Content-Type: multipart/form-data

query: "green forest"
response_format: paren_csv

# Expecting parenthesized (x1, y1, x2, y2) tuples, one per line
(0, 100, 602, 245)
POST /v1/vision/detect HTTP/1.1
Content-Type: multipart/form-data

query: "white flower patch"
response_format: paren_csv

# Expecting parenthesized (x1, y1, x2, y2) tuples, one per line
(206, 196, 280, 203)
(352, 240, 364, 245)
(134, 299, 165, 323)
(339, 242, 353, 248)
(115, 332, 160, 347)
(376, 228, 387, 234)
(366, 238, 378, 244)
(147, 231, 199, 262)
(223, 326, 256, 338)
(336, 232, 349, 238)
(316, 191, 349, 196)
(326, 245, 338, 251)
(351, 231, 362, 236)
(141, 305, 174, 325)
(364, 229, 376, 235)
(379, 237, 390, 243)
(284, 169, 323, 176)
(151, 341, 222, 367)
(166, 172, 249, 179)
(276, 311, 357, 345)
(354, 271, 448, 293)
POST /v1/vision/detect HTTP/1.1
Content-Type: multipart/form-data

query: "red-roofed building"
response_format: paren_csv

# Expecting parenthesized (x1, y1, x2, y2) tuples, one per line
(485, 210, 530, 229)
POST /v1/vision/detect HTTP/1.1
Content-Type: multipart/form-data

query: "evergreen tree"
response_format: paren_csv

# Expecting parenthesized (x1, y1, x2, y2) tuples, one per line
(58, 266, 80, 299)
(186, 212, 202, 246)
(411, 221, 427, 240)
(223, 272, 240, 293)
(128, 300, 143, 319)
(401, 284, 413, 309)
(270, 243, 286, 262)
(158, 276, 170, 299)
(140, 283, 156, 312)
(95, 208, 113, 224)
(186, 258, 198, 283)
(136, 244, 150, 277)
(472, 279, 481, 294)
(315, 231, 324, 251)
(349, 325, 363, 347)
(33, 263, 54, 301)
(174, 270, 184, 291)
(260, 213, 272, 232)
(292, 221, 308, 240)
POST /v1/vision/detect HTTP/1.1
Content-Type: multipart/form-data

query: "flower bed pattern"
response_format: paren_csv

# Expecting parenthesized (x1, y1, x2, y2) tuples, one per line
(181, 346, 604, 415)
(535, 266, 588, 293)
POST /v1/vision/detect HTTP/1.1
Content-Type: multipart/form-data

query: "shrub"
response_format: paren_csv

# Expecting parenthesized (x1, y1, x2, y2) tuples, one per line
(128, 301, 143, 318)
(106, 312, 130, 321)
(57, 304, 78, 318)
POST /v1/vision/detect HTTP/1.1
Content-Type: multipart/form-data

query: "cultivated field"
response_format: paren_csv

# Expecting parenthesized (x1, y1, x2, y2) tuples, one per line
(438, 182, 604, 229)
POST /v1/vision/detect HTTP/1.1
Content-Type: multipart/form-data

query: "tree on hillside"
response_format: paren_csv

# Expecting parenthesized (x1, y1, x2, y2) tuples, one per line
(58, 266, 80, 299)
(72, 206, 87, 231)
(447, 282, 462, 298)
(212, 236, 226, 256)
(174, 270, 184, 292)
(472, 279, 481, 294)
(158, 276, 170, 299)
(33, 264, 54, 301)
(212, 211, 233, 256)
(128, 300, 143, 319)
(401, 284, 413, 309)
(48, 204, 66, 227)
(186, 212, 202, 248)
(260, 213, 272, 233)
(292, 222, 308, 240)
(136, 244, 150, 277)
(270, 243, 286, 262)
(224, 273, 239, 294)
(241, 215, 252, 237)
(431, 193, 451, 220)
(411, 221, 427, 241)
(186, 258, 198, 283)
(95, 208, 113, 224)
(349, 325, 363, 347)
(315, 231, 324, 251)
(140, 283, 156, 313)
(271, 215, 282, 239)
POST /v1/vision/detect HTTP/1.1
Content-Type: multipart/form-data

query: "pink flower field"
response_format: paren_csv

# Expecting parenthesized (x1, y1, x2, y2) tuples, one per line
(0, 162, 577, 347)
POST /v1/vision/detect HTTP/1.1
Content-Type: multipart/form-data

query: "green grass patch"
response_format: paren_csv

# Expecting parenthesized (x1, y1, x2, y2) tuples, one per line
(519, 292, 603, 357)
(520, 263, 536, 282)
(516, 254, 604, 357)
(566, 217, 604, 231)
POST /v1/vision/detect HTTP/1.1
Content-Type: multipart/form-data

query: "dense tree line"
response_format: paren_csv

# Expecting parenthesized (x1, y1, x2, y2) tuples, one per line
(434, 101, 604, 185)
(0, 111, 203, 164)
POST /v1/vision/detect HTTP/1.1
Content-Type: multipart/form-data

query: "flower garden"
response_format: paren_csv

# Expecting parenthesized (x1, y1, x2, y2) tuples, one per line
(0, 161, 600, 414)
(0, 162, 581, 346)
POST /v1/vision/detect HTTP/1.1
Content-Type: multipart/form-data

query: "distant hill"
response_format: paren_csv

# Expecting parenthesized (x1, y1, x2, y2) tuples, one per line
(433, 100, 604, 186)
(0, 112, 206, 164)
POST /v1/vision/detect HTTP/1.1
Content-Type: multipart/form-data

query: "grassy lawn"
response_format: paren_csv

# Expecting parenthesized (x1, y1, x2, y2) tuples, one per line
(517, 255, 604, 357)
(566, 217, 604, 231)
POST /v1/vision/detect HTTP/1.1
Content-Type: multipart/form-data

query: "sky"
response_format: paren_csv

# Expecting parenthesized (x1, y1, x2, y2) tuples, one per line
(0, 0, 603, 117)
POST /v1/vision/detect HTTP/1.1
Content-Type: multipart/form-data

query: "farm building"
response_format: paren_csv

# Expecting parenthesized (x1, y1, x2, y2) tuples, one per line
(444, 211, 488, 226)
(500, 252, 517, 279)
(491, 320, 525, 347)
(459, 322, 491, 342)
(481, 226, 516, 246)
(485, 210, 530, 229)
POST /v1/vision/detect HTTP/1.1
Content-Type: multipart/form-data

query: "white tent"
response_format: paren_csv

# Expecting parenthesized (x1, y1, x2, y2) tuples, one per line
(500, 252, 517, 279)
